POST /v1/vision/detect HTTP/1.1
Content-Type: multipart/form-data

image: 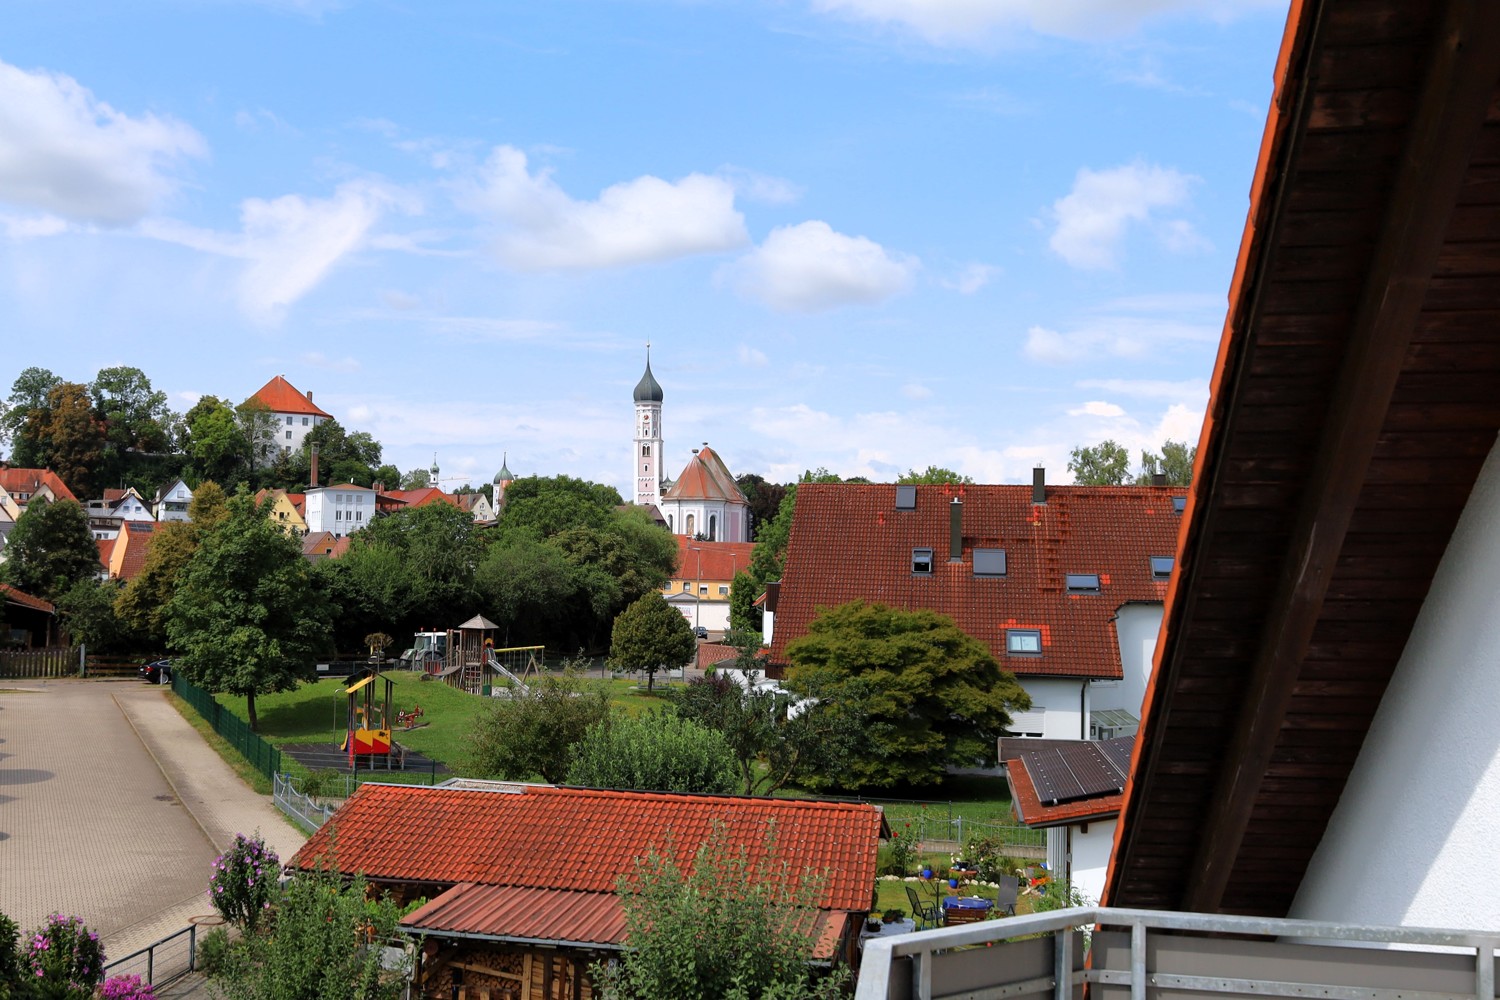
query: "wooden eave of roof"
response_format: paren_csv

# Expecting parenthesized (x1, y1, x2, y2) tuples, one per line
(1106, 0, 1500, 918)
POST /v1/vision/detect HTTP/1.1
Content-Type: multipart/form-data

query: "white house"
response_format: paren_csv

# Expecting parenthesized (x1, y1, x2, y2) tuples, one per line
(243, 374, 332, 459)
(153, 478, 193, 522)
(304, 483, 375, 538)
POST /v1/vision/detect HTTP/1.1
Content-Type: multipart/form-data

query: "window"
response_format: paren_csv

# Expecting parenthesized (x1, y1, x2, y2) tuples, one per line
(1066, 573, 1100, 593)
(1172, 495, 1187, 514)
(302, 417, 309, 426)
(708, 514, 717, 541)
(699, 585, 708, 594)
(1007, 629, 1043, 655)
(356, 510, 362, 521)
(973, 548, 1007, 577)
(683, 582, 692, 592)
(911, 547, 934, 574)
(285, 430, 292, 440)
(336, 510, 342, 521)
(895, 485, 917, 510)
(286, 416, 293, 425)
(718, 585, 729, 596)
(642, 444, 651, 457)
(1150, 556, 1175, 579)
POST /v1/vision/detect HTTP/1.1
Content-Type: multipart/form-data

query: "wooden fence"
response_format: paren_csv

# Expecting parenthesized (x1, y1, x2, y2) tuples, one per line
(0, 646, 81, 678)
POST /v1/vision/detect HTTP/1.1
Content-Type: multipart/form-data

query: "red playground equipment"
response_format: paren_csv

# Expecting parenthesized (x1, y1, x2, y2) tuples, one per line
(342, 668, 394, 767)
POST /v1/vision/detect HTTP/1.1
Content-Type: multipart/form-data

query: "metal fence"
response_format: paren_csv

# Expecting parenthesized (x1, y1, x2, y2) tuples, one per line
(0, 646, 81, 678)
(171, 673, 282, 779)
(103, 924, 201, 987)
(274, 772, 340, 834)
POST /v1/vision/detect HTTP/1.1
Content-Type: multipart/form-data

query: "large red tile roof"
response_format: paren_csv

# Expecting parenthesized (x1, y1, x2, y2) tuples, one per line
(768, 483, 1186, 679)
(115, 521, 157, 581)
(0, 467, 77, 504)
(292, 783, 883, 915)
(245, 375, 332, 418)
(96, 538, 114, 569)
(663, 445, 747, 504)
(385, 487, 458, 508)
(674, 536, 754, 580)
(0, 584, 55, 614)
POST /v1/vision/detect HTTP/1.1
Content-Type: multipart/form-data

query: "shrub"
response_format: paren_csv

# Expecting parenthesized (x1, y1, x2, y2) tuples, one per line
(299, 768, 344, 800)
(209, 833, 281, 932)
(195, 928, 230, 978)
(565, 711, 738, 794)
(883, 822, 919, 876)
(0, 910, 26, 1000)
(25, 914, 104, 1000)
(99, 974, 156, 1000)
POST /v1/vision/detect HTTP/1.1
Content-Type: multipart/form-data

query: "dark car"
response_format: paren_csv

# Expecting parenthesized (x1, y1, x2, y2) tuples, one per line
(694, 626, 709, 640)
(139, 659, 172, 684)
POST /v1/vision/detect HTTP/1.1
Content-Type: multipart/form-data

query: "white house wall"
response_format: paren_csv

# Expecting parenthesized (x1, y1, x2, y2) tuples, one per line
(1093, 602, 1162, 719)
(1289, 436, 1500, 933)
(1069, 819, 1115, 905)
(1014, 677, 1089, 741)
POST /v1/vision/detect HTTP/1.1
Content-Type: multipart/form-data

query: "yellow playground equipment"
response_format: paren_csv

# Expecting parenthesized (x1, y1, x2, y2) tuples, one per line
(342, 668, 394, 767)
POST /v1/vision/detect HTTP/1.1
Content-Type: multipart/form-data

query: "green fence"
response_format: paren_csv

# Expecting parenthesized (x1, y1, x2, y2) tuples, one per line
(171, 673, 282, 779)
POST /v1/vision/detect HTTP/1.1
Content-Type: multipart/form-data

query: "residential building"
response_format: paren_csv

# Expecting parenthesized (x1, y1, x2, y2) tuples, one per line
(456, 490, 495, 523)
(1, 584, 57, 648)
(303, 483, 374, 538)
(383, 486, 459, 510)
(288, 780, 886, 996)
(95, 487, 155, 524)
(659, 444, 752, 542)
(106, 520, 156, 582)
(767, 480, 1185, 741)
(153, 478, 193, 522)
(0, 467, 78, 555)
(661, 536, 755, 634)
(301, 531, 350, 563)
(254, 488, 307, 536)
(243, 374, 332, 459)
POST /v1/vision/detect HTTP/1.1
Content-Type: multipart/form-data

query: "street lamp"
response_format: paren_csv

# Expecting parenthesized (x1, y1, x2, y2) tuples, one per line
(687, 545, 703, 632)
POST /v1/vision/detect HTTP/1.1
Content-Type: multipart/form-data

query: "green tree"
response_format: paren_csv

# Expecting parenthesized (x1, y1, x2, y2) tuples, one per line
(90, 366, 173, 488)
(609, 591, 696, 691)
(234, 399, 279, 474)
(182, 396, 248, 485)
(2, 366, 61, 465)
(115, 482, 229, 646)
(25, 383, 104, 498)
(212, 867, 409, 1000)
(461, 667, 610, 783)
(371, 464, 401, 489)
(474, 535, 590, 647)
(55, 579, 136, 653)
(728, 569, 758, 633)
(566, 711, 738, 793)
(165, 490, 331, 731)
(1, 498, 99, 603)
(1136, 439, 1196, 486)
(594, 821, 848, 1000)
(898, 465, 974, 484)
(399, 467, 431, 490)
(784, 601, 1030, 789)
(735, 473, 787, 540)
(1067, 439, 1131, 485)
(0, 909, 25, 1000)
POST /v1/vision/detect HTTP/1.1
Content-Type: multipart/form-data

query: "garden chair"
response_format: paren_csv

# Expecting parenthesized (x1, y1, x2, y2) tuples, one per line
(994, 876, 1018, 916)
(904, 884, 940, 929)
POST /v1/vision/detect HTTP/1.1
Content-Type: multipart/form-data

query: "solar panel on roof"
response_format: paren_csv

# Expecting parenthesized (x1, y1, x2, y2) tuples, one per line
(1024, 738, 1131, 806)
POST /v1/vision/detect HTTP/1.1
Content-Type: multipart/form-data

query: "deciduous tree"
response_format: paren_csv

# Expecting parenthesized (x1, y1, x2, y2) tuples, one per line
(56, 579, 136, 653)
(2, 366, 61, 465)
(898, 465, 974, 484)
(609, 591, 696, 691)
(1136, 439, 1196, 486)
(1067, 439, 1131, 486)
(165, 491, 331, 731)
(116, 482, 229, 645)
(461, 668, 610, 783)
(2, 497, 99, 603)
(784, 601, 1029, 789)
(26, 383, 104, 497)
(566, 711, 738, 794)
(182, 396, 248, 486)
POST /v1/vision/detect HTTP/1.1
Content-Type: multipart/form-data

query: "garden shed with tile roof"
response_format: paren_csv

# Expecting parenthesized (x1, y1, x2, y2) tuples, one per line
(289, 780, 886, 998)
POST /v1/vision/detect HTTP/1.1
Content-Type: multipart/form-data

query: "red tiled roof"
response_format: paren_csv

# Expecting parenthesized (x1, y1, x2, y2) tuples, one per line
(291, 783, 882, 915)
(286, 493, 305, 516)
(674, 537, 754, 580)
(96, 538, 114, 569)
(768, 483, 1186, 679)
(1007, 754, 1124, 829)
(696, 643, 741, 669)
(245, 375, 332, 418)
(116, 521, 157, 581)
(0, 583, 55, 614)
(0, 467, 78, 504)
(103, 488, 127, 503)
(663, 445, 747, 504)
(385, 487, 458, 508)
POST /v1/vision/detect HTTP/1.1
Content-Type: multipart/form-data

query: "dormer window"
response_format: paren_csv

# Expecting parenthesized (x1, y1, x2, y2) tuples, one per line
(1007, 629, 1043, 655)
(895, 485, 916, 510)
(1150, 556, 1175, 579)
(973, 548, 1006, 577)
(1066, 573, 1101, 593)
(911, 548, 934, 574)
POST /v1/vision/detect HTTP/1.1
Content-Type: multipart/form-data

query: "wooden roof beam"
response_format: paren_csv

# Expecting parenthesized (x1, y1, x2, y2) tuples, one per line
(1181, 0, 1500, 914)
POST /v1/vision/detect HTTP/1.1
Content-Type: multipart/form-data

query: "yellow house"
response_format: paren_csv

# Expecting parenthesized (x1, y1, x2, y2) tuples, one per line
(661, 537, 754, 635)
(255, 488, 308, 536)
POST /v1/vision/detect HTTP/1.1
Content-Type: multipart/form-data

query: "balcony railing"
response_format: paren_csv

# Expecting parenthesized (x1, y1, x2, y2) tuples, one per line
(855, 905, 1500, 1000)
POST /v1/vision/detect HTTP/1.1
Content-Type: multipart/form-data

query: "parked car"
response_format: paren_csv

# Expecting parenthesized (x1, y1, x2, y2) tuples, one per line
(139, 659, 172, 684)
(694, 626, 709, 639)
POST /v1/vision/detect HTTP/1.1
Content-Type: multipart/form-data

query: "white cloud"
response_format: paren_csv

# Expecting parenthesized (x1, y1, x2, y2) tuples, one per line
(901, 383, 932, 401)
(0, 59, 206, 225)
(1076, 377, 1208, 404)
(381, 289, 420, 311)
(458, 145, 748, 270)
(738, 344, 769, 367)
(719, 166, 804, 205)
(943, 262, 998, 294)
(300, 351, 361, 373)
(143, 179, 403, 323)
(1048, 161, 1201, 269)
(809, 0, 1283, 45)
(1023, 315, 1214, 364)
(233, 107, 298, 135)
(1069, 400, 1125, 418)
(726, 220, 918, 312)
(0, 213, 69, 239)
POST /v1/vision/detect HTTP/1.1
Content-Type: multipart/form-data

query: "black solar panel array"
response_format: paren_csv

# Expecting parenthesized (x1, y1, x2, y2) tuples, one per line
(1024, 735, 1132, 806)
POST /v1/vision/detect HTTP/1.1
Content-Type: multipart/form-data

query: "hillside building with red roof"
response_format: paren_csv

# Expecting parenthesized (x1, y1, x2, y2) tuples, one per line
(242, 374, 332, 460)
(768, 476, 1186, 744)
(290, 780, 885, 995)
(303, 483, 374, 538)
(661, 536, 755, 634)
(0, 467, 79, 557)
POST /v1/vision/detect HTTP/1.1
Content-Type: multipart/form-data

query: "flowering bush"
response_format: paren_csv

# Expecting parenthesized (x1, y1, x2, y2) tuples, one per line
(209, 833, 281, 932)
(25, 913, 104, 1000)
(883, 822, 919, 876)
(99, 973, 156, 1000)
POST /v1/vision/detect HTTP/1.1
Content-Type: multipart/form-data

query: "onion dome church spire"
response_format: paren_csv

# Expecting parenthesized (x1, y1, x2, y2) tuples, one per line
(632, 345, 665, 508)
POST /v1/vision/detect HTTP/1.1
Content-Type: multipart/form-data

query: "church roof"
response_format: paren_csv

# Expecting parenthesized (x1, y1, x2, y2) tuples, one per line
(663, 446, 746, 504)
(245, 375, 332, 419)
(494, 453, 513, 484)
(633, 360, 664, 403)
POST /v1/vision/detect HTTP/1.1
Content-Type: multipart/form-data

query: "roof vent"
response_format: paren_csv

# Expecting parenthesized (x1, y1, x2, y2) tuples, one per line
(895, 485, 916, 510)
(1032, 466, 1046, 505)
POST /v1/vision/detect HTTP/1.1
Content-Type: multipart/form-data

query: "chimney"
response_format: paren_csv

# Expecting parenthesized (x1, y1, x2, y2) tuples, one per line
(1152, 472, 1167, 487)
(306, 390, 313, 402)
(309, 443, 319, 488)
(1032, 466, 1046, 504)
(949, 496, 963, 562)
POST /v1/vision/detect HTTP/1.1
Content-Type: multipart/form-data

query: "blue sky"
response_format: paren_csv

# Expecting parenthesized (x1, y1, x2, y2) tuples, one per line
(0, 0, 1289, 494)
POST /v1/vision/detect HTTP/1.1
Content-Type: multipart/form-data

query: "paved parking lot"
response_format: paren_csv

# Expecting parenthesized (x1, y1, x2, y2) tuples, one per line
(0, 679, 304, 965)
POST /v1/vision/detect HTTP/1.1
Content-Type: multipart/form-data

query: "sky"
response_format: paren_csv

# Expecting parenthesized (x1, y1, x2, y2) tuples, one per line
(0, 0, 1291, 495)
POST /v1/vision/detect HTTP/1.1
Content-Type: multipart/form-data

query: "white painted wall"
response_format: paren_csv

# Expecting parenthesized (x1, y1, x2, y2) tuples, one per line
(1097, 602, 1163, 720)
(1289, 435, 1500, 933)
(304, 485, 373, 537)
(1013, 678, 1088, 740)
(1070, 820, 1115, 905)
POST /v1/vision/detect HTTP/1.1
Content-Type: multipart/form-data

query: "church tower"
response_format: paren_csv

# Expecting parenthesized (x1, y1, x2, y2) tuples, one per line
(633, 350, 665, 508)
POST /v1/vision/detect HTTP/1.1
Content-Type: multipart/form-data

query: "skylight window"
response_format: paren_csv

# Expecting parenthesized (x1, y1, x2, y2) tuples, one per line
(1150, 556, 1175, 580)
(1172, 496, 1187, 514)
(1066, 573, 1101, 593)
(1007, 629, 1042, 655)
(895, 485, 917, 510)
(911, 548, 934, 574)
(973, 548, 1007, 577)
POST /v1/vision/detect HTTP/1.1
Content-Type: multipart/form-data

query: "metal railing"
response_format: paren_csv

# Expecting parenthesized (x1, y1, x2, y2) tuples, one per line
(171, 673, 282, 779)
(103, 924, 199, 987)
(855, 905, 1500, 1000)
(274, 772, 339, 834)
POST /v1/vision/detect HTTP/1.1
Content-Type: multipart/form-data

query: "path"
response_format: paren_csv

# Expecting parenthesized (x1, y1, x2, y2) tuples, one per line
(0, 679, 305, 974)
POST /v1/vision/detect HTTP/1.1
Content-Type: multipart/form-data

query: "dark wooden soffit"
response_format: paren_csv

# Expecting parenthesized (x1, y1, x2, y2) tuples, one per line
(1107, 0, 1500, 916)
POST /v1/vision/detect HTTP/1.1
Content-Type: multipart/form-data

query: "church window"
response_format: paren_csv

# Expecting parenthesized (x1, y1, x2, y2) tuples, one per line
(667, 515, 674, 531)
(708, 514, 717, 541)
(686, 514, 696, 536)
(642, 444, 651, 457)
